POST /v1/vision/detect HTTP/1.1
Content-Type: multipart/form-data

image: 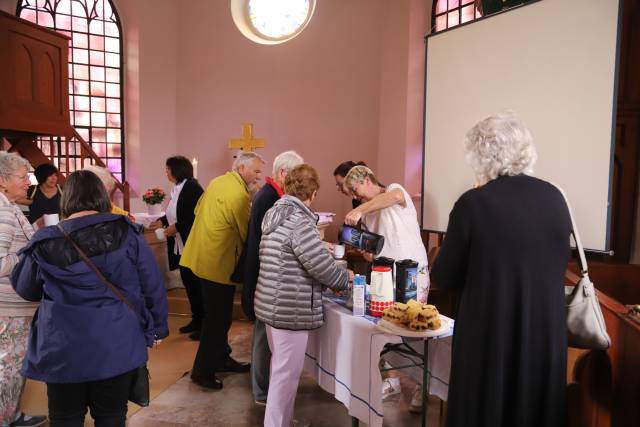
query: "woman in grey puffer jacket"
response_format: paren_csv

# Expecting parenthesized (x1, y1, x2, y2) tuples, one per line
(254, 164, 351, 427)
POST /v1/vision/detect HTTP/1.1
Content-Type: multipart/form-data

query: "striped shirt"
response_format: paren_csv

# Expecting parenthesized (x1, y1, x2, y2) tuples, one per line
(0, 192, 36, 317)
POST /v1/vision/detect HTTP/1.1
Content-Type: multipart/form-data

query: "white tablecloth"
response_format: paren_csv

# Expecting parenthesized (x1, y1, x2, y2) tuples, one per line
(304, 296, 453, 427)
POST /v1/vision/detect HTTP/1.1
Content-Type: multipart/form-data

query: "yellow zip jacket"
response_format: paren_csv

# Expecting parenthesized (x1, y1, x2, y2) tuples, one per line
(180, 171, 249, 285)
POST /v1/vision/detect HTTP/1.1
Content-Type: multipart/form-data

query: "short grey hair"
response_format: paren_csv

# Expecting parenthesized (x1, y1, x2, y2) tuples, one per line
(344, 165, 383, 191)
(464, 111, 537, 185)
(83, 165, 115, 192)
(232, 151, 265, 172)
(272, 150, 304, 176)
(0, 152, 30, 179)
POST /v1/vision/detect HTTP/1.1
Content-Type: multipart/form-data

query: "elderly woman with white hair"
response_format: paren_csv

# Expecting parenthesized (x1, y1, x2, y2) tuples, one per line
(431, 111, 570, 427)
(82, 165, 132, 219)
(0, 152, 46, 427)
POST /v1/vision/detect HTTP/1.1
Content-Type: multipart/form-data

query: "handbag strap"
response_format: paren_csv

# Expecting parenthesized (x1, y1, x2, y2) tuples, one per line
(549, 183, 589, 276)
(56, 223, 138, 315)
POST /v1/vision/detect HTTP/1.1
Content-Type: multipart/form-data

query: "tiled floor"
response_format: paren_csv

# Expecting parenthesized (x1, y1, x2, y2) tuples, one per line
(19, 315, 444, 426)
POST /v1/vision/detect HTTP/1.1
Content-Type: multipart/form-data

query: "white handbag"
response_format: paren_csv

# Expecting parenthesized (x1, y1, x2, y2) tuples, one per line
(554, 184, 611, 350)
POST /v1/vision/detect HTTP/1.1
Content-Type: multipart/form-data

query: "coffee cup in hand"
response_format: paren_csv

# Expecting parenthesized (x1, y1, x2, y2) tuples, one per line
(334, 244, 345, 259)
(154, 227, 167, 241)
(43, 214, 60, 226)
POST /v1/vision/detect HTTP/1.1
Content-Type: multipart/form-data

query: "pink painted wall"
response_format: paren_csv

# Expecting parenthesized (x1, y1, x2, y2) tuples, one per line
(4, 0, 432, 230)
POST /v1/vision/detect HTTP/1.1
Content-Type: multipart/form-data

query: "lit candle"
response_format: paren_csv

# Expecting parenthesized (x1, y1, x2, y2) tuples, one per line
(192, 157, 198, 179)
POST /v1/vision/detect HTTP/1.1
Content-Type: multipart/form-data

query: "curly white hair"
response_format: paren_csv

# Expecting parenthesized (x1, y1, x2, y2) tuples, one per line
(464, 111, 537, 185)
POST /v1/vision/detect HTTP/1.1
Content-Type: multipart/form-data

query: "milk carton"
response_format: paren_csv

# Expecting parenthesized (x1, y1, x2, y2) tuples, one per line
(352, 274, 366, 316)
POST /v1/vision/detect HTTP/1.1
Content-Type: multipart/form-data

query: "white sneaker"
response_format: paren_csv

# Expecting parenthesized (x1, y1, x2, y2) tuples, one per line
(381, 377, 402, 401)
(409, 384, 423, 413)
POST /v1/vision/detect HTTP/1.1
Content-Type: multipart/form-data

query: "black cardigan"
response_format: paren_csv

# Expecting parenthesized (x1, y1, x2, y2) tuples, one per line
(161, 178, 204, 270)
(232, 182, 280, 320)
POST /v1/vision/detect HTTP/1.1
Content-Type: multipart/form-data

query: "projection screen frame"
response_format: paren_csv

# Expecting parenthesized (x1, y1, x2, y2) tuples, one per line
(420, 0, 623, 255)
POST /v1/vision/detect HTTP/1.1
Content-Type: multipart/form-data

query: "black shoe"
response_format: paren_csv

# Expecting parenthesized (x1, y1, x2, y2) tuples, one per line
(10, 413, 47, 427)
(216, 357, 251, 373)
(188, 330, 201, 341)
(191, 372, 223, 389)
(179, 321, 200, 334)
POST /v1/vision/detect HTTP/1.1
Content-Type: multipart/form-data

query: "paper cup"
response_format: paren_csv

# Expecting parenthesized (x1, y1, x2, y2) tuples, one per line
(155, 228, 167, 241)
(334, 244, 345, 259)
(43, 214, 59, 226)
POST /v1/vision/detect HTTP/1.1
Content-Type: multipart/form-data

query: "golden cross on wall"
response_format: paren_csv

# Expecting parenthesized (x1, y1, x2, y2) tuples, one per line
(228, 123, 266, 152)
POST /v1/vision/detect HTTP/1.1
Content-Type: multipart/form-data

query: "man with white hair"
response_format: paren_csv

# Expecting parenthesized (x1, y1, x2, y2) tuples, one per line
(232, 150, 304, 405)
(181, 151, 265, 390)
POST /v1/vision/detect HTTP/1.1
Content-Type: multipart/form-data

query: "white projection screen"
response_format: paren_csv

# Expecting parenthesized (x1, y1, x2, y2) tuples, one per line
(422, 0, 621, 252)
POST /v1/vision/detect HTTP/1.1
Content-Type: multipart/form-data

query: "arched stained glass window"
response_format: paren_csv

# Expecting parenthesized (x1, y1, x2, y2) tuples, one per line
(432, 0, 482, 33)
(17, 0, 125, 182)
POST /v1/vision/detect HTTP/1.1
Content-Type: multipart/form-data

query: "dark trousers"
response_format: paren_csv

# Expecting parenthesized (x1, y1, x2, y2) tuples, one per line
(192, 279, 235, 376)
(46, 369, 135, 427)
(179, 266, 204, 326)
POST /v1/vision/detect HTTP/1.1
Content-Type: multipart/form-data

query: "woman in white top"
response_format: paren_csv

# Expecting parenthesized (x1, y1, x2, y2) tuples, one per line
(343, 165, 430, 411)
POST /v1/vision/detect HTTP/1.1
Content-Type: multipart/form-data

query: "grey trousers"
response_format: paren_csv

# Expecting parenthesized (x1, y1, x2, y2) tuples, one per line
(251, 319, 272, 400)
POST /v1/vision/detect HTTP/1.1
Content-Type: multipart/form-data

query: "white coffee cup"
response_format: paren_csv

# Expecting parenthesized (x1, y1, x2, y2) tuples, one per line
(43, 214, 59, 226)
(154, 227, 167, 241)
(334, 244, 345, 259)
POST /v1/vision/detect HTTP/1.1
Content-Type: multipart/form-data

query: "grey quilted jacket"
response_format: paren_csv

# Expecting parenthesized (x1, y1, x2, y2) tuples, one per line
(254, 195, 349, 330)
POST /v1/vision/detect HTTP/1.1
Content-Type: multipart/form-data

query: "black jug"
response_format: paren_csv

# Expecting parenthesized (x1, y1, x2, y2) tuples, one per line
(395, 259, 419, 303)
(338, 224, 385, 255)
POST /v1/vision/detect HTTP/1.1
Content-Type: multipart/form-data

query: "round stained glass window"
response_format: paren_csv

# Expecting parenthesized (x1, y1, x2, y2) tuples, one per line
(231, 0, 316, 45)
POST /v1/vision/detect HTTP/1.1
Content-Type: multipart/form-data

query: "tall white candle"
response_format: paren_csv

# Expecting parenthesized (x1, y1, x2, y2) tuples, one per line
(192, 157, 198, 179)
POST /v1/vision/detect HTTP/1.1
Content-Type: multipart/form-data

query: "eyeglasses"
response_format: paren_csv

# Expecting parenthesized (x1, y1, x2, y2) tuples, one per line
(10, 174, 30, 182)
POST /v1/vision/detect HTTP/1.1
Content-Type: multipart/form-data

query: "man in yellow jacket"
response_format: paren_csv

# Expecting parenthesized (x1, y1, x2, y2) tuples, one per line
(181, 151, 265, 390)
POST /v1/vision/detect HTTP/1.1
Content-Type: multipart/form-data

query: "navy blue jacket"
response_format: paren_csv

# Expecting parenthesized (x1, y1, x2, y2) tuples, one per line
(11, 213, 169, 384)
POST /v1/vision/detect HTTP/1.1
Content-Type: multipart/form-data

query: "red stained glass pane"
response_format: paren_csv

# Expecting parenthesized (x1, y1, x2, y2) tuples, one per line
(106, 83, 119, 98)
(105, 22, 119, 37)
(92, 128, 107, 142)
(461, 5, 476, 23)
(73, 64, 89, 79)
(91, 112, 106, 127)
(449, 0, 460, 8)
(89, 19, 104, 35)
(105, 37, 119, 53)
(105, 68, 120, 83)
(68, 95, 74, 108)
(73, 33, 88, 48)
(56, 14, 71, 30)
(113, 173, 122, 182)
(105, 53, 119, 68)
(90, 35, 105, 50)
(107, 114, 121, 127)
(462, 0, 474, 4)
(72, 16, 88, 32)
(435, 0, 447, 14)
(91, 97, 106, 112)
(72, 1, 86, 17)
(107, 159, 121, 172)
(90, 81, 105, 96)
(74, 111, 90, 126)
(73, 80, 90, 95)
(37, 11, 54, 27)
(106, 99, 120, 113)
(107, 144, 121, 157)
(21, 9, 36, 23)
(77, 128, 90, 140)
(75, 96, 90, 110)
(73, 48, 88, 64)
(448, 11, 460, 27)
(58, 0, 71, 14)
(107, 129, 121, 143)
(436, 15, 447, 31)
(93, 143, 107, 157)
(90, 66, 105, 81)
(90, 50, 105, 66)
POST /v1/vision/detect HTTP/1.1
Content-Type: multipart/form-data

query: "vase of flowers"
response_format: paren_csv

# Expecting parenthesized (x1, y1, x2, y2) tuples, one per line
(142, 187, 166, 215)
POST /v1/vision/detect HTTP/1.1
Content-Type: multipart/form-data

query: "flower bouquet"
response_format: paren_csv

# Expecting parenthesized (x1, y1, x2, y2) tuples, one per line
(142, 187, 166, 215)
